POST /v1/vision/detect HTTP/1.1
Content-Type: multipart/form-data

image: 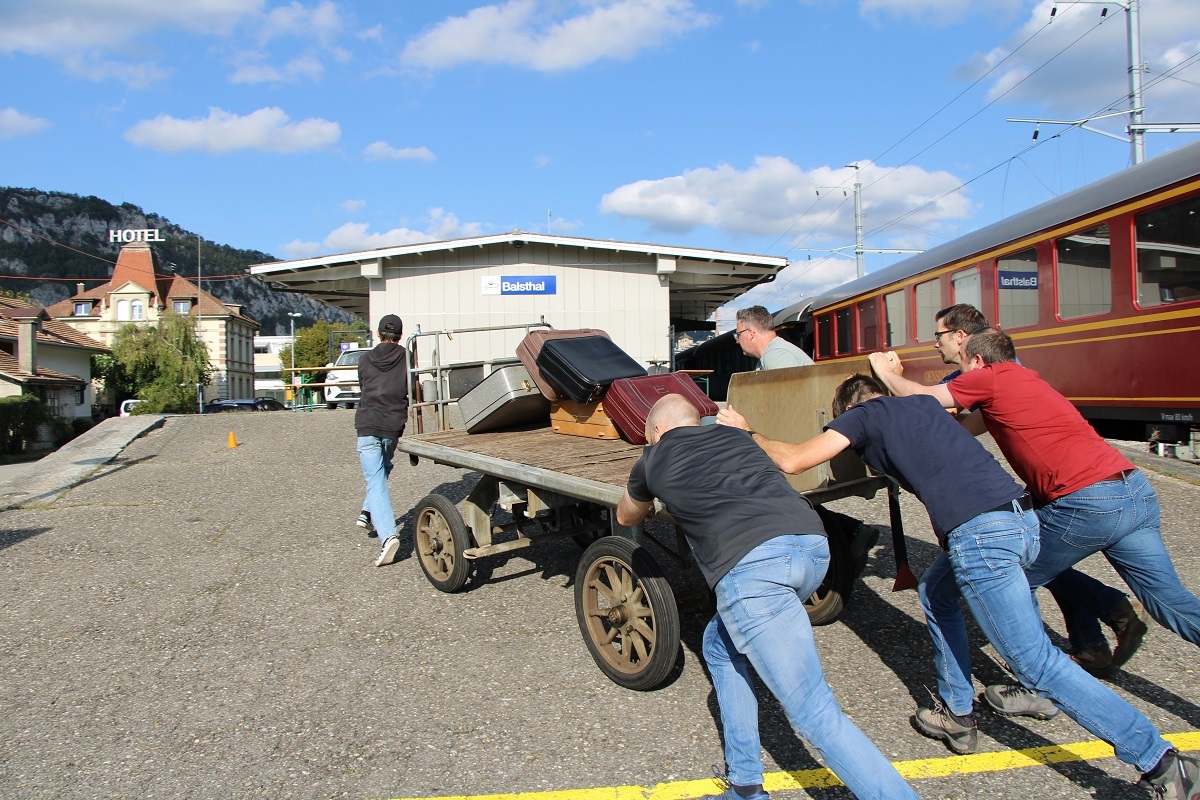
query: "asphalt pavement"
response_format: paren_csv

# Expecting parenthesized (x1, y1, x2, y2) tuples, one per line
(0, 410, 1197, 800)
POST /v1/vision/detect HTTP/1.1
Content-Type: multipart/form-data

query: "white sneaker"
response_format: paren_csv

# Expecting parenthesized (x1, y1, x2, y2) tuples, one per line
(374, 537, 400, 567)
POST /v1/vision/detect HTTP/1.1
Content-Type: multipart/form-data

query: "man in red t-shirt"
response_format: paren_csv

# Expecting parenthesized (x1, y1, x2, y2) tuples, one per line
(870, 329, 1200, 718)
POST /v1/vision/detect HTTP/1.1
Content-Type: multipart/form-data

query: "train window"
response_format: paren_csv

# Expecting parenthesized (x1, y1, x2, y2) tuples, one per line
(816, 314, 832, 358)
(997, 248, 1039, 328)
(835, 307, 852, 354)
(884, 290, 907, 346)
(857, 298, 878, 351)
(915, 279, 939, 341)
(1056, 224, 1111, 319)
(952, 268, 981, 310)
(1135, 194, 1200, 307)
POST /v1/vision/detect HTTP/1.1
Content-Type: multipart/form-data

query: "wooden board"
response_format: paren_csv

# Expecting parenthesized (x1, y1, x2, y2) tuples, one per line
(726, 360, 871, 493)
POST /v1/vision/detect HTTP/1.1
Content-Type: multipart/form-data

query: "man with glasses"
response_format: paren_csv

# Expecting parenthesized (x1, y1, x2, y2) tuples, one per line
(734, 306, 814, 370)
(896, 305, 1145, 678)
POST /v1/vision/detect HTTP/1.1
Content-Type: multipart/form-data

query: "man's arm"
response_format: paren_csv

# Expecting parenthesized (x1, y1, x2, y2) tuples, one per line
(867, 351, 960, 410)
(616, 490, 654, 527)
(716, 406, 852, 475)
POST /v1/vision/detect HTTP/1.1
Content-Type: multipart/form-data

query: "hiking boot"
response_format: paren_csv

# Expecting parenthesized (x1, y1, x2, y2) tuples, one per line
(1109, 597, 1151, 667)
(356, 510, 378, 538)
(912, 702, 978, 754)
(1070, 641, 1114, 676)
(374, 537, 400, 567)
(702, 787, 770, 800)
(983, 684, 1059, 720)
(1138, 749, 1200, 799)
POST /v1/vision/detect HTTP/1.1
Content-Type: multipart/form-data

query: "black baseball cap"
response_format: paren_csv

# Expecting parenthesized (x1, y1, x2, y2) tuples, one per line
(378, 314, 402, 335)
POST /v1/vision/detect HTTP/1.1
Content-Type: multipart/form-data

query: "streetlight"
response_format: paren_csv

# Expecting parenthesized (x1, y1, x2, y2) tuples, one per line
(287, 313, 302, 407)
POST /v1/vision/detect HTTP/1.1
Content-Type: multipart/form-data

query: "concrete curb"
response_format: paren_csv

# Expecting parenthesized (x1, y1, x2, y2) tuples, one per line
(0, 414, 166, 510)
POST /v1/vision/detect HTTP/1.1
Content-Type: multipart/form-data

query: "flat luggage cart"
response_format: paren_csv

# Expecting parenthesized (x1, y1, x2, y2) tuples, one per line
(399, 425, 906, 691)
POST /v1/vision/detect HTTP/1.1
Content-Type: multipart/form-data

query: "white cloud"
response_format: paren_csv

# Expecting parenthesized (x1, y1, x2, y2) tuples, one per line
(0, 1, 255, 57)
(340, 199, 366, 213)
(0, 107, 50, 139)
(401, 0, 714, 71)
(730, 256, 858, 315)
(229, 52, 325, 84)
(965, 0, 1200, 134)
(124, 106, 340, 154)
(279, 209, 487, 259)
(362, 141, 436, 162)
(601, 157, 974, 251)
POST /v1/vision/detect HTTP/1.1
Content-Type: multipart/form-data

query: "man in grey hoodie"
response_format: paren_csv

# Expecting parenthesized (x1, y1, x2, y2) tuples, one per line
(354, 314, 410, 567)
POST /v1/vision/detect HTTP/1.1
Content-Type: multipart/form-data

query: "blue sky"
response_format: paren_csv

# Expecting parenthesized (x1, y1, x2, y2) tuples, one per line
(2, 0, 1198, 318)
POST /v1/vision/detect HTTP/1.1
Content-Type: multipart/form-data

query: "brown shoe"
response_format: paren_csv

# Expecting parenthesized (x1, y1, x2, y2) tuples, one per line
(1070, 642, 1114, 676)
(1109, 598, 1151, 667)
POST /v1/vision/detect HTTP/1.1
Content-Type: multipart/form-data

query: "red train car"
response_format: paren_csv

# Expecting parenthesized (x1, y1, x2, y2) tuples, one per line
(805, 140, 1200, 444)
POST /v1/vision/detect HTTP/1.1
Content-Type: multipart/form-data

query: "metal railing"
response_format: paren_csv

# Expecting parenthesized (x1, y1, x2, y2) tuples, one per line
(406, 318, 551, 433)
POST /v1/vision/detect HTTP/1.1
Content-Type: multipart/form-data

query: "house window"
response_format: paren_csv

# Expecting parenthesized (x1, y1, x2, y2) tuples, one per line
(117, 300, 130, 320)
(74, 302, 91, 316)
(174, 300, 191, 313)
(131, 300, 144, 320)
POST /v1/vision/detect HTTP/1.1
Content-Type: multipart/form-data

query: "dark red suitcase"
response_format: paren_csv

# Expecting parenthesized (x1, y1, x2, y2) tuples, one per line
(605, 372, 720, 445)
(516, 328, 611, 401)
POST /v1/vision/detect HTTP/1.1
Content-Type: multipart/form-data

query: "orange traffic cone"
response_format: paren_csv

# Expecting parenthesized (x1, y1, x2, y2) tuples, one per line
(227, 431, 239, 449)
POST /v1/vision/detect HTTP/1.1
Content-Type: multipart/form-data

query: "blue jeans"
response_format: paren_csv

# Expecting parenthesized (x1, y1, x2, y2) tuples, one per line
(357, 435, 397, 542)
(1026, 469, 1200, 648)
(1045, 569, 1128, 651)
(703, 535, 917, 799)
(919, 505, 1171, 771)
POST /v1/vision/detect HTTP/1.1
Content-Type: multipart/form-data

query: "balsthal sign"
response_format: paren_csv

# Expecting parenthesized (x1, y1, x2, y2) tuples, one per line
(109, 229, 165, 243)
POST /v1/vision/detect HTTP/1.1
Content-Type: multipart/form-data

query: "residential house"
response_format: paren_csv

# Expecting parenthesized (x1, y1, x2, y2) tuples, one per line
(0, 297, 108, 419)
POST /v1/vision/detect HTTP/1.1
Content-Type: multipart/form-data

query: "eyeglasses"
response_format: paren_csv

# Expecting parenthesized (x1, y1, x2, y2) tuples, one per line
(733, 328, 753, 342)
(933, 330, 957, 341)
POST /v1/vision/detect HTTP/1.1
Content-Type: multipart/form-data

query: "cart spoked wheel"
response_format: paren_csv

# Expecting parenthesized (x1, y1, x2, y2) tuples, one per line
(574, 537, 679, 691)
(803, 530, 851, 626)
(413, 493, 472, 593)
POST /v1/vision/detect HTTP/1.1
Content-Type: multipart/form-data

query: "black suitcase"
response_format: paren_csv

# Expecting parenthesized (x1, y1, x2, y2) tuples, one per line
(534, 335, 646, 404)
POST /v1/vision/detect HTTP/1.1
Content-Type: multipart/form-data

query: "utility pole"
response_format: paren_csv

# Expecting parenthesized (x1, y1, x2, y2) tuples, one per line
(1011, 1, 1199, 163)
(848, 163, 865, 279)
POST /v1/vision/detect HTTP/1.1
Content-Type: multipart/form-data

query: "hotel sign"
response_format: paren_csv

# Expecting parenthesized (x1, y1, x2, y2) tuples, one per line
(109, 229, 165, 243)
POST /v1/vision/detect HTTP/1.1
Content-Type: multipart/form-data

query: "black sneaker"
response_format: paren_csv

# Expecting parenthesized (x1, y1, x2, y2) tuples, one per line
(912, 700, 978, 755)
(1138, 749, 1200, 799)
(356, 510, 378, 538)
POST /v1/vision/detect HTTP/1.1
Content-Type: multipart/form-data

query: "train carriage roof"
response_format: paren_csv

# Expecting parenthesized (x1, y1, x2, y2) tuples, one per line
(810, 139, 1200, 313)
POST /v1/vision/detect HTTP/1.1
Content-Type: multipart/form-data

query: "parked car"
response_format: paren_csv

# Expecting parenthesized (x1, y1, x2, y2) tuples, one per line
(204, 398, 288, 413)
(119, 399, 146, 417)
(323, 347, 371, 409)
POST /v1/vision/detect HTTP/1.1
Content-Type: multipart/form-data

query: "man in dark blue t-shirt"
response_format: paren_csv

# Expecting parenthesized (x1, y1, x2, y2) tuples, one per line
(618, 394, 917, 800)
(718, 375, 1189, 796)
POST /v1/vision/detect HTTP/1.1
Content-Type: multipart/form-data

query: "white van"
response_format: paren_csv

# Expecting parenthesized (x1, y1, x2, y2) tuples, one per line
(119, 399, 145, 417)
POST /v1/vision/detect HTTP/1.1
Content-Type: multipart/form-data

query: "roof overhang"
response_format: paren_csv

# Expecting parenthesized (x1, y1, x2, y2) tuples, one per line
(250, 232, 788, 322)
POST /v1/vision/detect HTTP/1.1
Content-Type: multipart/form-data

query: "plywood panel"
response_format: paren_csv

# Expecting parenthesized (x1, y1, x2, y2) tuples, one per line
(727, 359, 871, 492)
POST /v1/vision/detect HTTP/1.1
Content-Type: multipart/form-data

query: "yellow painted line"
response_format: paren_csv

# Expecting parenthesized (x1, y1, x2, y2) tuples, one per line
(383, 731, 1200, 800)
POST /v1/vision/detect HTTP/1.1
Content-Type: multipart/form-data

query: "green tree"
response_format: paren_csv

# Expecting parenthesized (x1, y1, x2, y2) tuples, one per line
(97, 313, 214, 414)
(278, 319, 370, 386)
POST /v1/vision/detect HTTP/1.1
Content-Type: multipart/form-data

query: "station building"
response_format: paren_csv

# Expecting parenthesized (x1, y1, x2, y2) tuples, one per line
(249, 232, 787, 373)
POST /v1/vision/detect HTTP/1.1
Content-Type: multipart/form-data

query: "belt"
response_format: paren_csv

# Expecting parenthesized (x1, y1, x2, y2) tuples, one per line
(984, 492, 1033, 515)
(1099, 468, 1137, 483)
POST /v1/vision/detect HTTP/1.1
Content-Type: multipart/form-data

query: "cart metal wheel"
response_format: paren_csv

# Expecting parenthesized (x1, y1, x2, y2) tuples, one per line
(574, 537, 679, 691)
(803, 529, 851, 626)
(413, 493, 472, 593)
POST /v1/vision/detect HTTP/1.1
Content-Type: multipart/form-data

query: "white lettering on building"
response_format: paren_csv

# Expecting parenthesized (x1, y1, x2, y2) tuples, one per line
(501, 280, 546, 292)
(109, 229, 166, 243)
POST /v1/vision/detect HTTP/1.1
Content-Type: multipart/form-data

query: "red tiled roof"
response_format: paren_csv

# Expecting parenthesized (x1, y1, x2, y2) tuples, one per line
(0, 351, 84, 386)
(0, 297, 108, 352)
